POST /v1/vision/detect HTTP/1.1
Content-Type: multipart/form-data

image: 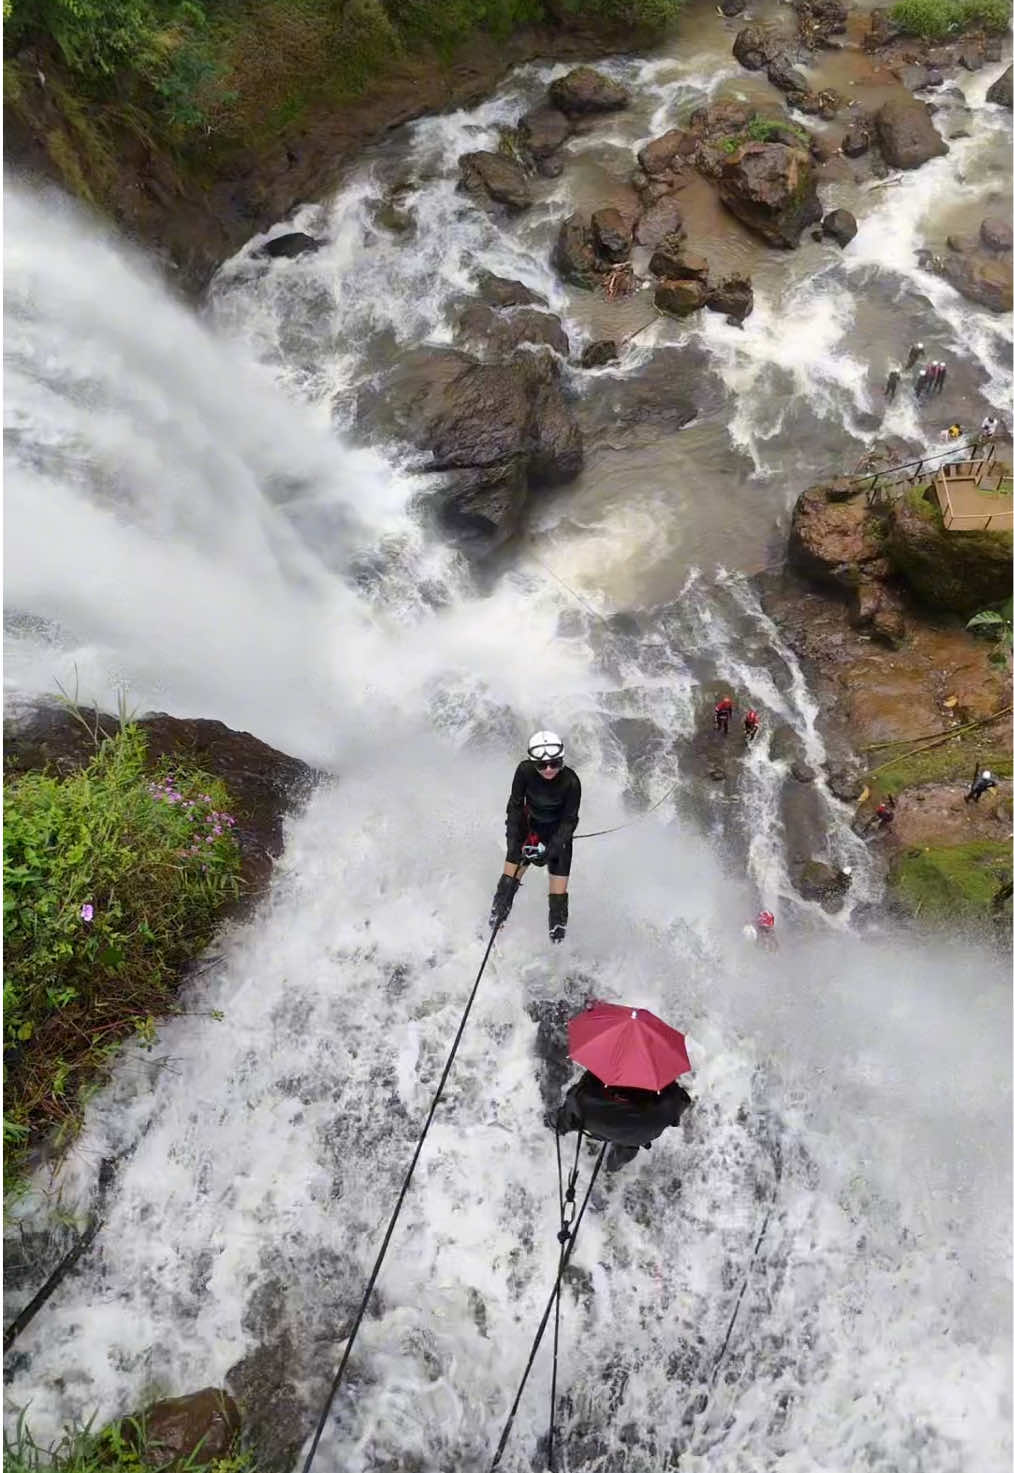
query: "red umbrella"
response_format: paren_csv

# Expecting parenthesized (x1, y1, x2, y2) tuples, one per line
(567, 1001, 691, 1091)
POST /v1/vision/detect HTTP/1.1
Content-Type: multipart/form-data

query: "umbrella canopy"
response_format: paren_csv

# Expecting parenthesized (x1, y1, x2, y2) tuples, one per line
(567, 1001, 691, 1091)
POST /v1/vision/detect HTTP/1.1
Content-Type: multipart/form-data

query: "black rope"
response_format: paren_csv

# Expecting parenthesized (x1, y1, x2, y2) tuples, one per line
(3, 1217, 102, 1353)
(708, 1141, 783, 1389)
(301, 873, 523, 1473)
(489, 1139, 607, 1471)
(547, 1128, 582, 1472)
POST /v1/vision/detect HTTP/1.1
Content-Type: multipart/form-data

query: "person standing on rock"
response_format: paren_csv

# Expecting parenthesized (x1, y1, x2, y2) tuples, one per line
(935, 361, 948, 394)
(489, 730, 581, 944)
(905, 342, 924, 370)
(885, 369, 901, 402)
(714, 696, 734, 737)
(743, 708, 761, 744)
(965, 767, 998, 804)
(915, 366, 930, 398)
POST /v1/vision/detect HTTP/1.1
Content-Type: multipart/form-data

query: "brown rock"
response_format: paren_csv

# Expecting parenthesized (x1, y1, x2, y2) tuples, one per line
(592, 207, 633, 263)
(717, 142, 823, 248)
(986, 64, 1012, 109)
(548, 67, 629, 117)
(939, 250, 1013, 312)
(474, 271, 548, 309)
(580, 339, 619, 368)
(841, 124, 871, 157)
(132, 1389, 240, 1470)
(518, 105, 571, 159)
(457, 151, 531, 210)
(980, 216, 1013, 253)
(788, 482, 883, 590)
(822, 208, 857, 246)
(733, 24, 785, 70)
(457, 303, 570, 358)
(553, 212, 606, 289)
(672, 250, 710, 279)
(874, 98, 947, 170)
(638, 129, 696, 176)
(706, 274, 754, 321)
(634, 199, 685, 248)
(655, 278, 709, 315)
(768, 53, 810, 93)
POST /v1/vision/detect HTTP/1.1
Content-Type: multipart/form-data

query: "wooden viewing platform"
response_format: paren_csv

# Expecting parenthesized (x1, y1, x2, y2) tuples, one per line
(933, 456, 1014, 532)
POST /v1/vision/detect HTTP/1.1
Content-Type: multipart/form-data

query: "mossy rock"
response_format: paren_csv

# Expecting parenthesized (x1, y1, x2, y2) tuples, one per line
(886, 490, 1013, 615)
(888, 839, 1012, 923)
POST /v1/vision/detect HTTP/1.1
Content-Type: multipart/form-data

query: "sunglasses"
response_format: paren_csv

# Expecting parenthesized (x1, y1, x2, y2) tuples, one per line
(534, 755, 564, 771)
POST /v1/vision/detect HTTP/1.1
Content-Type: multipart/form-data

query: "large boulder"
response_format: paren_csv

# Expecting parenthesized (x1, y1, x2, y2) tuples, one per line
(717, 142, 822, 248)
(259, 232, 320, 259)
(875, 98, 947, 169)
(129, 1390, 241, 1470)
(518, 105, 571, 159)
(592, 207, 633, 262)
(457, 151, 531, 210)
(794, 859, 852, 902)
(457, 302, 570, 358)
(655, 279, 709, 315)
(886, 492, 1013, 615)
(986, 64, 1013, 109)
(355, 347, 582, 551)
(638, 129, 697, 176)
(553, 212, 608, 289)
(733, 24, 784, 70)
(473, 270, 548, 308)
(822, 208, 857, 246)
(788, 482, 885, 591)
(767, 54, 810, 93)
(634, 199, 685, 248)
(938, 248, 1013, 312)
(980, 216, 1013, 253)
(706, 274, 754, 321)
(548, 67, 629, 116)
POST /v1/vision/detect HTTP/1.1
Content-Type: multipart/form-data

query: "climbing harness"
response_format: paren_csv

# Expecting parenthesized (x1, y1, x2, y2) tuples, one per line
(489, 1131, 607, 1471)
(301, 875, 523, 1473)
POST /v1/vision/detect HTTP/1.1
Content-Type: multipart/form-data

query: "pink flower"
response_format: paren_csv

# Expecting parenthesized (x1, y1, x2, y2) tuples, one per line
(80, 903, 94, 923)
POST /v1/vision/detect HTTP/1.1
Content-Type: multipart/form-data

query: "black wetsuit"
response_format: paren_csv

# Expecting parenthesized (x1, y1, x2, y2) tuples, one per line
(505, 760, 581, 877)
(556, 1071, 692, 1148)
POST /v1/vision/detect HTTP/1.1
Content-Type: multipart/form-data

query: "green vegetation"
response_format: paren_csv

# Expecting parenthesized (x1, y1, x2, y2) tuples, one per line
(888, 839, 1011, 923)
(6, 1410, 253, 1473)
(5, 0, 686, 151)
(967, 594, 1013, 666)
(3, 723, 240, 1197)
(890, 0, 1009, 37)
(866, 739, 1012, 802)
(719, 115, 810, 154)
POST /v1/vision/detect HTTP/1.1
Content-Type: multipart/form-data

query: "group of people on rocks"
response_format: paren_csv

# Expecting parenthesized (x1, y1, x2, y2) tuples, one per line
(884, 342, 949, 403)
(714, 694, 760, 743)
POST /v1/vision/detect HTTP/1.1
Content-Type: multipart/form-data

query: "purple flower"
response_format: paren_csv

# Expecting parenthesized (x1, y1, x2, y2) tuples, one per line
(80, 903, 94, 923)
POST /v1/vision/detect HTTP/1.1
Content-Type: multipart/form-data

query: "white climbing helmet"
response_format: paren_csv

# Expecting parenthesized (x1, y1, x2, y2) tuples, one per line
(528, 730, 565, 764)
(981, 770, 993, 781)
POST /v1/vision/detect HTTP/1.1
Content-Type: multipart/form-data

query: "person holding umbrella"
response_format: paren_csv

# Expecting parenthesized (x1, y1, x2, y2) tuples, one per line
(556, 1002, 694, 1172)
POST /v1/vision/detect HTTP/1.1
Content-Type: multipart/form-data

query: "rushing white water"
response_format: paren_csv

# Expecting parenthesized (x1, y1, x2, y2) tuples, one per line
(4, 26, 1012, 1473)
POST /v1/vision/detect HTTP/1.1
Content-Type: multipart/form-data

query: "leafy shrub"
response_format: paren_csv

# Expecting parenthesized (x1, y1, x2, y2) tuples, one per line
(3, 724, 240, 1189)
(5, 1410, 254, 1473)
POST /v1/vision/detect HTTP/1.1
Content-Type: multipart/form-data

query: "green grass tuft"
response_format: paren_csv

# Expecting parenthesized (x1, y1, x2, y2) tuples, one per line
(5, 1408, 254, 1473)
(890, 0, 1009, 36)
(3, 724, 241, 1198)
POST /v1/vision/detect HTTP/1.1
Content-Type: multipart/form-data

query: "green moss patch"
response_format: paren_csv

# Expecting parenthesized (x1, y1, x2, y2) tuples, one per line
(889, 839, 1012, 923)
(867, 742, 1012, 803)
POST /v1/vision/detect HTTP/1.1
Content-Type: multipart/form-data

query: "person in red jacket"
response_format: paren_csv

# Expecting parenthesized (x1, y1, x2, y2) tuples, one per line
(864, 793, 896, 836)
(714, 696, 734, 736)
(743, 708, 760, 744)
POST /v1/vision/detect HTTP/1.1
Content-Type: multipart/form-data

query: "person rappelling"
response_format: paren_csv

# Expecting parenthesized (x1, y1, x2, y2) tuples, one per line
(714, 695, 734, 736)
(489, 730, 581, 943)
(743, 708, 760, 744)
(556, 1002, 693, 1172)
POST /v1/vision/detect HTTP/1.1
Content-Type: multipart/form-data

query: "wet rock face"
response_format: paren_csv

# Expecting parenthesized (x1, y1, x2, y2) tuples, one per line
(767, 54, 809, 94)
(874, 98, 947, 169)
(938, 247, 1013, 312)
(787, 483, 884, 591)
(129, 1389, 240, 1470)
(980, 216, 1013, 253)
(591, 206, 633, 262)
(733, 24, 786, 70)
(354, 346, 582, 553)
(457, 301, 570, 358)
(886, 495, 1013, 615)
(259, 232, 320, 258)
(634, 199, 685, 248)
(518, 104, 571, 159)
(986, 64, 1013, 109)
(706, 274, 754, 321)
(580, 339, 619, 368)
(457, 150, 531, 210)
(717, 142, 822, 249)
(548, 66, 629, 116)
(638, 128, 697, 176)
(553, 211, 609, 288)
(822, 208, 857, 246)
(655, 278, 709, 315)
(473, 270, 547, 309)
